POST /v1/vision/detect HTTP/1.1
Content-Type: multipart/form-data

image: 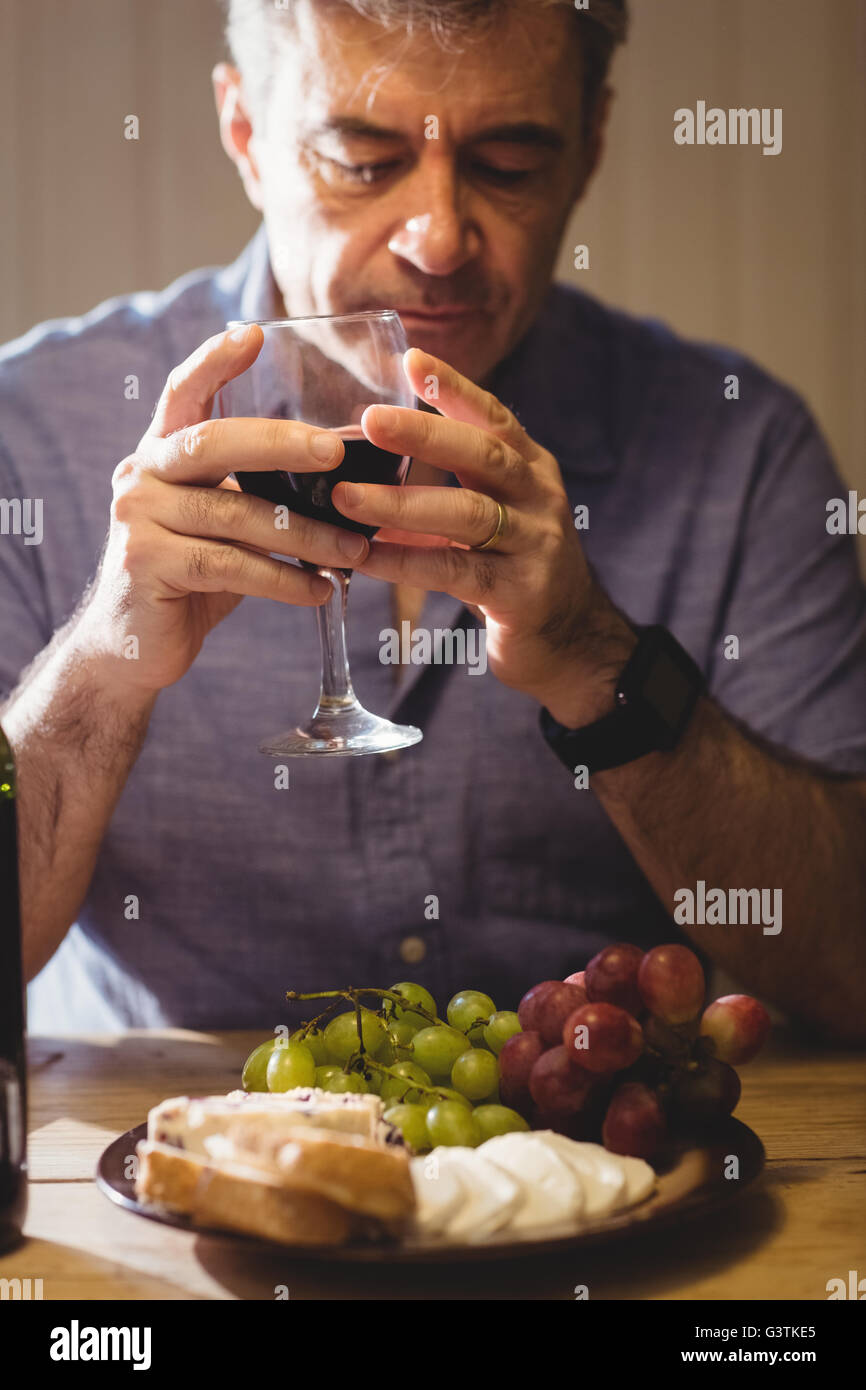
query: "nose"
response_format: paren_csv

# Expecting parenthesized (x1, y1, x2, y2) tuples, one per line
(387, 156, 482, 276)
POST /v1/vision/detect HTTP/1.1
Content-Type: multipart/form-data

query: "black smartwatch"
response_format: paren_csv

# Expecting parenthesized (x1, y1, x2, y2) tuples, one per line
(540, 625, 705, 776)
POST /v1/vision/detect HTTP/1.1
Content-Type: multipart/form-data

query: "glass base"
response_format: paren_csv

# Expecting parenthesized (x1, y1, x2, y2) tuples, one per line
(259, 700, 423, 757)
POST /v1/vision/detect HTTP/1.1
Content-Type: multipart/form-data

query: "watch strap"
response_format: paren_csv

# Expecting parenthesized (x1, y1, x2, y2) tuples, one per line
(539, 701, 656, 774)
(540, 625, 704, 776)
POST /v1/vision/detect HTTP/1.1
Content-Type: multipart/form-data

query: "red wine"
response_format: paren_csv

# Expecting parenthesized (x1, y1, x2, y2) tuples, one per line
(234, 428, 409, 540)
(0, 727, 26, 1253)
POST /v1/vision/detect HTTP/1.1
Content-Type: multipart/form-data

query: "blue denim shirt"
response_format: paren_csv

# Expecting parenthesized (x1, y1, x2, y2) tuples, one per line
(3, 225, 865, 1030)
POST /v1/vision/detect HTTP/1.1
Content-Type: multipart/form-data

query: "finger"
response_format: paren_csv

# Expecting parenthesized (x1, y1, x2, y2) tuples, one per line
(147, 324, 264, 438)
(235, 541, 282, 557)
(355, 539, 502, 607)
(372, 528, 452, 548)
(403, 347, 532, 454)
(145, 416, 345, 486)
(361, 401, 530, 502)
(156, 529, 333, 606)
(147, 478, 370, 568)
(332, 481, 516, 552)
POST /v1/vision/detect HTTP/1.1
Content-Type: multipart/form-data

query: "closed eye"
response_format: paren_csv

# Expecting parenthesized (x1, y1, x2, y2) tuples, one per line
(468, 160, 535, 185)
(327, 157, 539, 188)
(328, 158, 404, 185)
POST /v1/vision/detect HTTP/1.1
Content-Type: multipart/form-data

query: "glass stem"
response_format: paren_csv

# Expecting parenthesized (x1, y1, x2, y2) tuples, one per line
(313, 567, 360, 714)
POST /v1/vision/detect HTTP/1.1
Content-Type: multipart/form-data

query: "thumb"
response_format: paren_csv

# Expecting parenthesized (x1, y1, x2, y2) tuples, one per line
(146, 324, 263, 440)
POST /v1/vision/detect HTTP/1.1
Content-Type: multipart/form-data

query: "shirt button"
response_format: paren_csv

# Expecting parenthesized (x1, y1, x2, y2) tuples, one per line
(399, 935, 426, 964)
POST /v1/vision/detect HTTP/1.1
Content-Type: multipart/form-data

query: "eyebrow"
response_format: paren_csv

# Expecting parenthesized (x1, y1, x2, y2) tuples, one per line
(307, 116, 565, 152)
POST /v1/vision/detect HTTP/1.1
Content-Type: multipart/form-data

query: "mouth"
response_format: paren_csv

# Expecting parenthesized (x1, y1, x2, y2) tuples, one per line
(394, 306, 479, 325)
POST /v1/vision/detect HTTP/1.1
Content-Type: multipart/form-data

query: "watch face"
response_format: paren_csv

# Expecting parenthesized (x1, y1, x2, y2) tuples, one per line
(641, 650, 693, 726)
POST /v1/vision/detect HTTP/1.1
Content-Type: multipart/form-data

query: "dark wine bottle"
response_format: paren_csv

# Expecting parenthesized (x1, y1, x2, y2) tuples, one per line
(0, 725, 26, 1252)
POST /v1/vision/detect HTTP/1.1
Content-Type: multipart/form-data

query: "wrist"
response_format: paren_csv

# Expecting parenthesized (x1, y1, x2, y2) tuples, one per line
(538, 592, 638, 728)
(67, 611, 163, 709)
(540, 623, 706, 784)
(2, 622, 157, 774)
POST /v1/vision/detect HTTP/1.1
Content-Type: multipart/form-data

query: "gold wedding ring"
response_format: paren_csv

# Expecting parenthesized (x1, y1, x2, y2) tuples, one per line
(474, 499, 508, 552)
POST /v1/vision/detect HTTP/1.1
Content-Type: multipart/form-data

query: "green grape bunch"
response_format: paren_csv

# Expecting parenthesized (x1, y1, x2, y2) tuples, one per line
(240, 982, 528, 1152)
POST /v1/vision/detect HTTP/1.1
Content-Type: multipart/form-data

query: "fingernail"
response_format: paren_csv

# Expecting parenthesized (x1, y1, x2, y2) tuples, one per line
(341, 482, 365, 506)
(338, 530, 368, 561)
(367, 405, 392, 433)
(228, 323, 250, 343)
(310, 432, 341, 463)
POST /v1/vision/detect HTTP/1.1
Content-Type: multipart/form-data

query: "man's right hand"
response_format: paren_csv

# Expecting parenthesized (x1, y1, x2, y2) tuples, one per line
(79, 324, 367, 693)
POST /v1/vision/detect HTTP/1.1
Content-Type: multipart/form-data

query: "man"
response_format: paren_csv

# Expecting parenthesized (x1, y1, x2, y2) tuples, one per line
(2, 0, 865, 1039)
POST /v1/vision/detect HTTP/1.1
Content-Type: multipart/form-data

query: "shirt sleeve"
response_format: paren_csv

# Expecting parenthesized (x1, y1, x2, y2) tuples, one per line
(705, 393, 866, 774)
(0, 421, 54, 700)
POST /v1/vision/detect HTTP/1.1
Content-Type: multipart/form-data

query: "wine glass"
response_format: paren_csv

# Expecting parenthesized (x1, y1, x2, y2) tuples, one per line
(217, 311, 422, 757)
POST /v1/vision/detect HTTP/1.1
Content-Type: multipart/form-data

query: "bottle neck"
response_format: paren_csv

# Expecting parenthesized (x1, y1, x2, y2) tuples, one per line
(0, 723, 24, 1069)
(0, 729, 15, 802)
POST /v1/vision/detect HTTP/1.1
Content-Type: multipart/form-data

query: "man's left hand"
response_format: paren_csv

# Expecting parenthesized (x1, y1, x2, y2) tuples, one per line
(332, 348, 636, 726)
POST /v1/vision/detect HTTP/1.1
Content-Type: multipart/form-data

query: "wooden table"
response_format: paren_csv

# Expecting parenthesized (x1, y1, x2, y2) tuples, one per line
(2, 1029, 863, 1300)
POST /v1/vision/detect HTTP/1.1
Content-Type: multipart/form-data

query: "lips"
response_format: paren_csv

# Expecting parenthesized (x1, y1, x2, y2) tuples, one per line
(356, 302, 480, 322)
(395, 307, 480, 329)
(396, 307, 475, 318)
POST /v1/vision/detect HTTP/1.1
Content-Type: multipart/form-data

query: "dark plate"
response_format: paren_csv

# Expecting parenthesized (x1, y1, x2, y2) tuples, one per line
(95, 1118, 764, 1263)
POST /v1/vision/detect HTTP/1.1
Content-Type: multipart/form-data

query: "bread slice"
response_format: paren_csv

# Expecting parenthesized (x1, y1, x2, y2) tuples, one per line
(136, 1086, 416, 1246)
(135, 1141, 353, 1247)
(148, 1088, 395, 1153)
(211, 1119, 416, 1223)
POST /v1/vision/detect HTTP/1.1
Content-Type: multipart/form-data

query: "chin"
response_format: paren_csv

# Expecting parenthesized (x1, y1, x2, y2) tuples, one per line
(400, 320, 505, 386)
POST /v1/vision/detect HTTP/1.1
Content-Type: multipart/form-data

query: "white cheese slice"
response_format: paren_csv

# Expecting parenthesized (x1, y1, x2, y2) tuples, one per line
(409, 1155, 468, 1234)
(428, 1148, 524, 1240)
(616, 1154, 656, 1206)
(479, 1133, 585, 1229)
(535, 1133, 628, 1219)
(408, 1133, 655, 1242)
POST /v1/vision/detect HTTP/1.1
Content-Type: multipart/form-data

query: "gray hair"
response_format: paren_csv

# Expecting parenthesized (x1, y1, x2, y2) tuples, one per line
(221, 0, 629, 135)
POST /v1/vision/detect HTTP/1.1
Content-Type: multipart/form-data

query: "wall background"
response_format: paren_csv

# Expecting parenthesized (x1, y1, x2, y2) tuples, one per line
(1, 0, 864, 552)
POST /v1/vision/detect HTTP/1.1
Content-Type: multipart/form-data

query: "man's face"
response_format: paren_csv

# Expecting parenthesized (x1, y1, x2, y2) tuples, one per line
(220, 0, 603, 383)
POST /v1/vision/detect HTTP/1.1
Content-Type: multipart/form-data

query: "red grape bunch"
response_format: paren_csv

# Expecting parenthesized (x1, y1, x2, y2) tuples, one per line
(498, 943, 770, 1161)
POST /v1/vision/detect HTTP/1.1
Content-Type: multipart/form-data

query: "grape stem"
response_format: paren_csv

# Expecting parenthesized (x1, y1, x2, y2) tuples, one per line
(285, 986, 452, 1090)
(343, 1051, 458, 1104)
(285, 986, 447, 1028)
(295, 998, 345, 1037)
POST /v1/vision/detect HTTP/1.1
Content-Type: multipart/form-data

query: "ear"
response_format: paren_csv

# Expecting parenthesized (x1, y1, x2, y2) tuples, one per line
(212, 61, 265, 212)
